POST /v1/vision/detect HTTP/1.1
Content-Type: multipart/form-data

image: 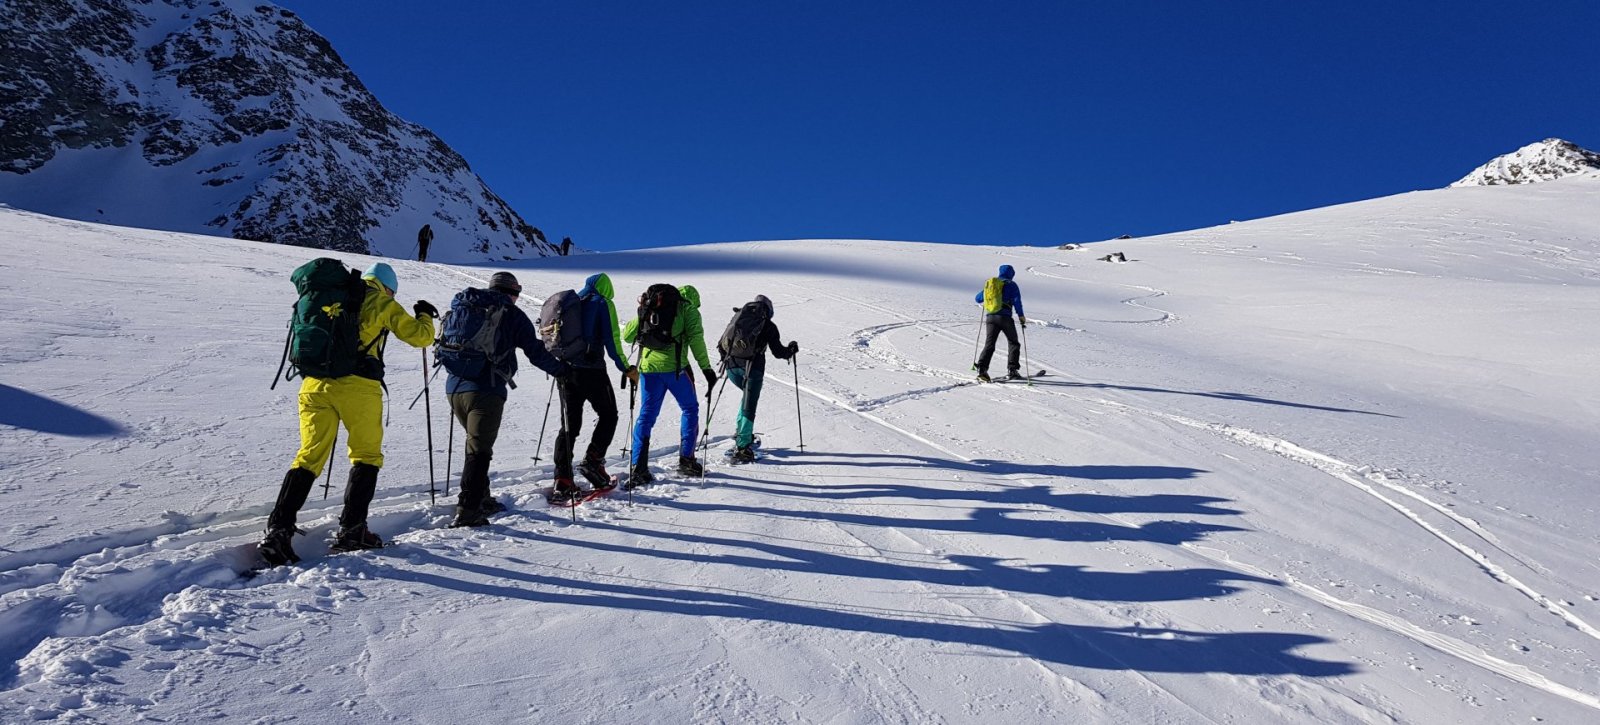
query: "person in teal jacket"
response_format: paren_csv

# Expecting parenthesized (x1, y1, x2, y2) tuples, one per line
(621, 284, 715, 485)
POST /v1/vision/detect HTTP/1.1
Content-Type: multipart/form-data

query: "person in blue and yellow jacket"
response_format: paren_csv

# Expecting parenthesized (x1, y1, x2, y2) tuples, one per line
(259, 262, 436, 566)
(974, 264, 1026, 382)
(621, 284, 714, 485)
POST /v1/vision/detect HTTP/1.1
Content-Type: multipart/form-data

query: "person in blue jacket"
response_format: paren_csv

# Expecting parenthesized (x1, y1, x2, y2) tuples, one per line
(442, 271, 572, 527)
(974, 264, 1026, 382)
(550, 273, 638, 500)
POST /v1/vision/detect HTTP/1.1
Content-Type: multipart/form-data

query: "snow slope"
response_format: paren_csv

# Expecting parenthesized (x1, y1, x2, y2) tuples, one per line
(1, 177, 1598, 722)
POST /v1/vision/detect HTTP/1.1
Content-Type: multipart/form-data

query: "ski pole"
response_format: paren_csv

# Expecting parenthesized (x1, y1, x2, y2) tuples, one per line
(533, 376, 556, 463)
(422, 348, 436, 506)
(621, 345, 640, 459)
(445, 408, 455, 496)
(556, 386, 577, 524)
(1020, 318, 1031, 385)
(698, 362, 729, 468)
(322, 429, 338, 499)
(971, 308, 985, 370)
(791, 354, 805, 451)
(408, 365, 442, 410)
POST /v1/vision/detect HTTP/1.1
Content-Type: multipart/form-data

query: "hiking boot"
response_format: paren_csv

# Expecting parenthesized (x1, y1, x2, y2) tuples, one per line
(481, 496, 507, 515)
(330, 523, 383, 553)
(976, 372, 992, 383)
(677, 455, 704, 477)
(258, 527, 300, 567)
(451, 506, 491, 528)
(577, 457, 611, 487)
(730, 446, 757, 464)
(625, 438, 653, 490)
(625, 459, 654, 490)
(1005, 371, 1023, 380)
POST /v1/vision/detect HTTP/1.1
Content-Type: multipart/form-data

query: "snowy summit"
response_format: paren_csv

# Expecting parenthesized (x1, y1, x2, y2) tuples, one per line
(0, 0, 556, 261)
(1450, 138, 1600, 187)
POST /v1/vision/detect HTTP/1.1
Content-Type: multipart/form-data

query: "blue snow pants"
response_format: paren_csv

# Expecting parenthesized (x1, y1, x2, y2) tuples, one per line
(631, 370, 700, 466)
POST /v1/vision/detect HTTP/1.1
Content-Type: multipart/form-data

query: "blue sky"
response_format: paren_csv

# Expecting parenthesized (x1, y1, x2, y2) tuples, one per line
(277, 1, 1598, 251)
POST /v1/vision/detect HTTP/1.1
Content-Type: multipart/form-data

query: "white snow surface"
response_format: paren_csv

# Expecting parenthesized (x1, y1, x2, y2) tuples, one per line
(1, 178, 1599, 722)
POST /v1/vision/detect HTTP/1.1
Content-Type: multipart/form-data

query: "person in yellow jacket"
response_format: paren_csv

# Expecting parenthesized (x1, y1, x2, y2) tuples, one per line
(259, 262, 436, 566)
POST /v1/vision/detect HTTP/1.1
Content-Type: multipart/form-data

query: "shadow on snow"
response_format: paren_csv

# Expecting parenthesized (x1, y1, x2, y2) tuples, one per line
(1025, 379, 1398, 417)
(0, 384, 127, 437)
(715, 474, 1242, 517)
(762, 451, 1210, 483)
(505, 521, 1276, 603)
(379, 550, 1353, 678)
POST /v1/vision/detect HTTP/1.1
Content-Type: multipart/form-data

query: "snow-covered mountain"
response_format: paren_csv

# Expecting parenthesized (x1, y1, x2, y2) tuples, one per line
(1451, 138, 1600, 187)
(0, 0, 556, 261)
(2, 176, 1599, 722)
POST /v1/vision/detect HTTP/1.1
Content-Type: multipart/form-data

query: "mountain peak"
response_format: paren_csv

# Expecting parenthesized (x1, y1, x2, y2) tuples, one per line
(1450, 138, 1600, 187)
(0, 0, 557, 261)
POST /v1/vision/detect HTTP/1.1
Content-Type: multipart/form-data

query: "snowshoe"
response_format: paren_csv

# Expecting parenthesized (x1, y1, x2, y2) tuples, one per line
(729, 446, 758, 465)
(577, 458, 611, 488)
(677, 455, 704, 477)
(257, 527, 301, 567)
(329, 523, 383, 552)
(546, 478, 582, 506)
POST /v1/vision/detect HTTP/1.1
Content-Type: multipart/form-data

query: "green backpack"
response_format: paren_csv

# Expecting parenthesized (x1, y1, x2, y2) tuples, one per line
(982, 277, 1008, 314)
(272, 258, 372, 386)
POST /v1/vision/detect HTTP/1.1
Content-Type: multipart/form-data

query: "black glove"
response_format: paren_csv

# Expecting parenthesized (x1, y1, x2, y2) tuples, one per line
(788, 341, 800, 356)
(413, 300, 439, 319)
(702, 368, 717, 388)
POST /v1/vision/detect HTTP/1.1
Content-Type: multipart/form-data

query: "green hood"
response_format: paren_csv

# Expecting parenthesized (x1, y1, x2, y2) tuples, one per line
(678, 284, 701, 309)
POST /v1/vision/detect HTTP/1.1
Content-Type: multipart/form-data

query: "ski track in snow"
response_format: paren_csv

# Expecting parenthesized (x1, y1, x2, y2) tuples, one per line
(793, 281, 1600, 711)
(1023, 264, 1179, 324)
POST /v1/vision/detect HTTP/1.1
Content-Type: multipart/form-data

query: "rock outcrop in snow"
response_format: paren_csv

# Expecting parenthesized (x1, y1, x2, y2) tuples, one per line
(1450, 138, 1600, 187)
(0, 0, 555, 260)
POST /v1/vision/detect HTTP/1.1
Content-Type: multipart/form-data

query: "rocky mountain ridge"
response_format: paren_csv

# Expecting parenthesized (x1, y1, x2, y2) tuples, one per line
(1451, 138, 1600, 187)
(0, 0, 555, 260)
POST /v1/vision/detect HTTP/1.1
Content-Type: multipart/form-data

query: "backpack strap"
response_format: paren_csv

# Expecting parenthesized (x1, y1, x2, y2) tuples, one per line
(270, 308, 294, 390)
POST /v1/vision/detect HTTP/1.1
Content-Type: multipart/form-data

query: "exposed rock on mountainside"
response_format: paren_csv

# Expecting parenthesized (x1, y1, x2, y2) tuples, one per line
(0, 0, 555, 260)
(1451, 138, 1600, 187)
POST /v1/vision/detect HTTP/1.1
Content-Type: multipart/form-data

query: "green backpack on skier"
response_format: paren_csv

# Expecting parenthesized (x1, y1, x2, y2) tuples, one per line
(273, 258, 371, 385)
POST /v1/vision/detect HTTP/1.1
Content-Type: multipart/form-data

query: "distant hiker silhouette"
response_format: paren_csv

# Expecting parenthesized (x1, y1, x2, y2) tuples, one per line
(561, 237, 573, 256)
(417, 224, 433, 262)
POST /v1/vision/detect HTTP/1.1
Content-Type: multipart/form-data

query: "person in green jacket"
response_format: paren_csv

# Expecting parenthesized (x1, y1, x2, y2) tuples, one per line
(621, 284, 715, 485)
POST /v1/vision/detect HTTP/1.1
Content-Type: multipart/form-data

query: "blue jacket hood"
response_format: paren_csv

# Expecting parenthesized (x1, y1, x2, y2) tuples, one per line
(998, 264, 1015, 280)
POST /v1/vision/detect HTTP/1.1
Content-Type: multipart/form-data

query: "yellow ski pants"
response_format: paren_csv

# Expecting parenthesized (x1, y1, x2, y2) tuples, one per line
(291, 376, 385, 472)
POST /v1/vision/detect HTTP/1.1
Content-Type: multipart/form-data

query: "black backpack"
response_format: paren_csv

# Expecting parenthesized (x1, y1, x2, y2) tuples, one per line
(539, 289, 591, 363)
(274, 258, 374, 386)
(719, 300, 772, 361)
(435, 288, 516, 388)
(636, 284, 682, 350)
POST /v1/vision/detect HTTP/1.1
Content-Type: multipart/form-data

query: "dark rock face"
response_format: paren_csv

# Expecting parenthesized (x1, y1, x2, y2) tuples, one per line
(0, 0, 555, 260)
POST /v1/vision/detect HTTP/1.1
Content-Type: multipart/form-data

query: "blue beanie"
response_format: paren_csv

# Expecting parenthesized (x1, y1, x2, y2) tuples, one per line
(998, 264, 1015, 280)
(362, 262, 398, 293)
